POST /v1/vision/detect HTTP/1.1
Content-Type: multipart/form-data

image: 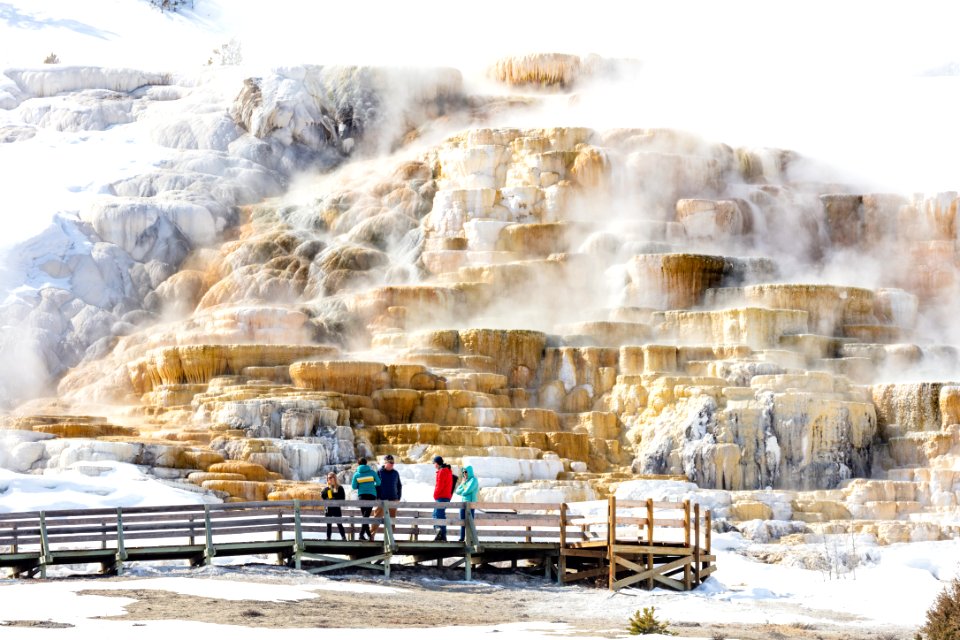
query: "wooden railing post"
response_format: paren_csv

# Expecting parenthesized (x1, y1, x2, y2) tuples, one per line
(683, 500, 691, 589)
(203, 505, 215, 566)
(646, 498, 654, 590)
(705, 509, 712, 576)
(39, 512, 50, 578)
(293, 500, 303, 570)
(466, 503, 478, 549)
(115, 507, 126, 576)
(464, 503, 474, 581)
(557, 503, 567, 585)
(607, 495, 616, 590)
(382, 503, 394, 579)
(694, 503, 701, 586)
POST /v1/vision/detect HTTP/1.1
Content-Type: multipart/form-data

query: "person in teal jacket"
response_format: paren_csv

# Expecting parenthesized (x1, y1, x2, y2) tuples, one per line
(454, 465, 479, 542)
(350, 458, 380, 540)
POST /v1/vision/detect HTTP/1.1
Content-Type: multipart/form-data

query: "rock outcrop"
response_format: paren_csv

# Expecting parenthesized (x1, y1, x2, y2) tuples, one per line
(4, 60, 960, 550)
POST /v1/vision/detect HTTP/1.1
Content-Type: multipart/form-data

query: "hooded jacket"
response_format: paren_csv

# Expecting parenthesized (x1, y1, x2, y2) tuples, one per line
(350, 464, 380, 497)
(454, 465, 479, 502)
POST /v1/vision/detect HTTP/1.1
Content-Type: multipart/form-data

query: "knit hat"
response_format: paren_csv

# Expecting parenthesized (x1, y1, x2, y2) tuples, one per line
(383, 454, 395, 462)
(432, 455, 444, 465)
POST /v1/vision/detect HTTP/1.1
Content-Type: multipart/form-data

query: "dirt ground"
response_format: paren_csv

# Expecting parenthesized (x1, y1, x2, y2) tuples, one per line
(1, 565, 917, 639)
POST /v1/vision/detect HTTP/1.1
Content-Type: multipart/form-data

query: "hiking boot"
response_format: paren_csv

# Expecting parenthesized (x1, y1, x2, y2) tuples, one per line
(433, 532, 446, 542)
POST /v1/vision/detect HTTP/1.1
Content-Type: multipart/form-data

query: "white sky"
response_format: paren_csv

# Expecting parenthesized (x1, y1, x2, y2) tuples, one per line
(4, 0, 959, 74)
(2, 0, 960, 254)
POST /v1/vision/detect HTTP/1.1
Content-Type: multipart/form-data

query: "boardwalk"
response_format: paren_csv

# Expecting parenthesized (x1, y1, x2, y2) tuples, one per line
(0, 497, 715, 590)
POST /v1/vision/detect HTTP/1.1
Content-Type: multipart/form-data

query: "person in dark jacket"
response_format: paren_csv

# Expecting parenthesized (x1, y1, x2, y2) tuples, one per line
(350, 457, 380, 541)
(370, 454, 402, 538)
(432, 455, 454, 541)
(321, 471, 346, 540)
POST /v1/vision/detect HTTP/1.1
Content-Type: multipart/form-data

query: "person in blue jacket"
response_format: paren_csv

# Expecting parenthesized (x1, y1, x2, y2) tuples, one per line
(370, 454, 402, 539)
(350, 457, 380, 541)
(454, 465, 479, 542)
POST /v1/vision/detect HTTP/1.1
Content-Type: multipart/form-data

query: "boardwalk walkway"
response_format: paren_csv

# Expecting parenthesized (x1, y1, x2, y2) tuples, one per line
(0, 497, 715, 591)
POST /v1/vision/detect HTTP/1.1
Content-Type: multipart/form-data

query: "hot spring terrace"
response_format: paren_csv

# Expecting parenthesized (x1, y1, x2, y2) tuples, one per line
(0, 498, 714, 591)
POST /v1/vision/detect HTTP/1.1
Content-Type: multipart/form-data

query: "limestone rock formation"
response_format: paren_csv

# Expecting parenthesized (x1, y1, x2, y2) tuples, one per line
(4, 59, 960, 553)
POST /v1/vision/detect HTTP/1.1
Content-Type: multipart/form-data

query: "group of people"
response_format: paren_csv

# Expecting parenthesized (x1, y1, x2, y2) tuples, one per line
(320, 454, 478, 542)
(431, 455, 478, 541)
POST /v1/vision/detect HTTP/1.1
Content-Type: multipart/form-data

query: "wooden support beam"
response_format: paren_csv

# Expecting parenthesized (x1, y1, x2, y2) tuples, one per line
(629, 556, 692, 582)
(705, 510, 711, 549)
(612, 544, 692, 555)
(612, 571, 648, 591)
(694, 503, 701, 586)
(115, 507, 126, 576)
(567, 540, 608, 549)
(557, 503, 567, 585)
(466, 505, 479, 552)
(614, 555, 644, 572)
(308, 553, 390, 574)
(612, 559, 691, 592)
(563, 565, 607, 583)
(38, 512, 50, 579)
(653, 573, 686, 591)
(300, 552, 359, 563)
(293, 501, 303, 570)
(383, 504, 396, 554)
(203, 505, 215, 566)
(646, 498, 654, 590)
(607, 495, 616, 591)
(561, 548, 607, 558)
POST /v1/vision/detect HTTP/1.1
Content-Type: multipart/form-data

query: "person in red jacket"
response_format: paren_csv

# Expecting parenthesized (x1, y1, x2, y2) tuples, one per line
(432, 455, 454, 541)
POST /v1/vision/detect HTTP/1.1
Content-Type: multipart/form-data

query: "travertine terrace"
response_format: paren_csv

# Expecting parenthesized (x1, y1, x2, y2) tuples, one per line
(3, 55, 960, 549)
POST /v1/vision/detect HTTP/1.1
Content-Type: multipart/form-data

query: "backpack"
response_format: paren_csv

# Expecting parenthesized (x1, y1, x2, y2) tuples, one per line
(447, 464, 458, 492)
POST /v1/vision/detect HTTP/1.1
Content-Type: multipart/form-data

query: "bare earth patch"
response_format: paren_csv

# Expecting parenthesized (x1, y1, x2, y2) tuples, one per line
(62, 565, 917, 639)
(1, 620, 74, 628)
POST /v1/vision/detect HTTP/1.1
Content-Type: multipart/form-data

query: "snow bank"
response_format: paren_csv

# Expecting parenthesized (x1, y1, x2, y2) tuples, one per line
(5, 66, 171, 98)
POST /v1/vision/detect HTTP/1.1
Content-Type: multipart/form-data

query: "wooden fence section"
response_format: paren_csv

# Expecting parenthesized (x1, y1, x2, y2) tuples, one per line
(0, 498, 714, 590)
(600, 497, 714, 591)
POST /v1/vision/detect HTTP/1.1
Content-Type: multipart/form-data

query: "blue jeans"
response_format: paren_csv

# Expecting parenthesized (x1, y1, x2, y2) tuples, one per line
(433, 497, 450, 538)
(459, 506, 475, 542)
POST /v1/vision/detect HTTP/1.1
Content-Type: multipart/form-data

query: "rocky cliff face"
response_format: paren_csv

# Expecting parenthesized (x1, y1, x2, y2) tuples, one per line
(3, 55, 960, 545)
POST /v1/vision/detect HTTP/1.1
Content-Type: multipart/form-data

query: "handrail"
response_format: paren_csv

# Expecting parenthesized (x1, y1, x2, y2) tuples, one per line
(0, 498, 713, 580)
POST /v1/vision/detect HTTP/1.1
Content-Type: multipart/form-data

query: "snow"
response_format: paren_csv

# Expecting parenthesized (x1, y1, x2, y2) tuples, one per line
(0, 460, 217, 512)
(2, 2, 960, 637)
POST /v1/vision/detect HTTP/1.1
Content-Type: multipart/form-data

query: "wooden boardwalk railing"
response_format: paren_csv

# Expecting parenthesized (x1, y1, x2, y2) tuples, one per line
(0, 497, 714, 590)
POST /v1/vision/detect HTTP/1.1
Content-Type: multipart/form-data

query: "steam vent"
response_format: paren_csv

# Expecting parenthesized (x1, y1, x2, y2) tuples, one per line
(3, 55, 960, 548)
